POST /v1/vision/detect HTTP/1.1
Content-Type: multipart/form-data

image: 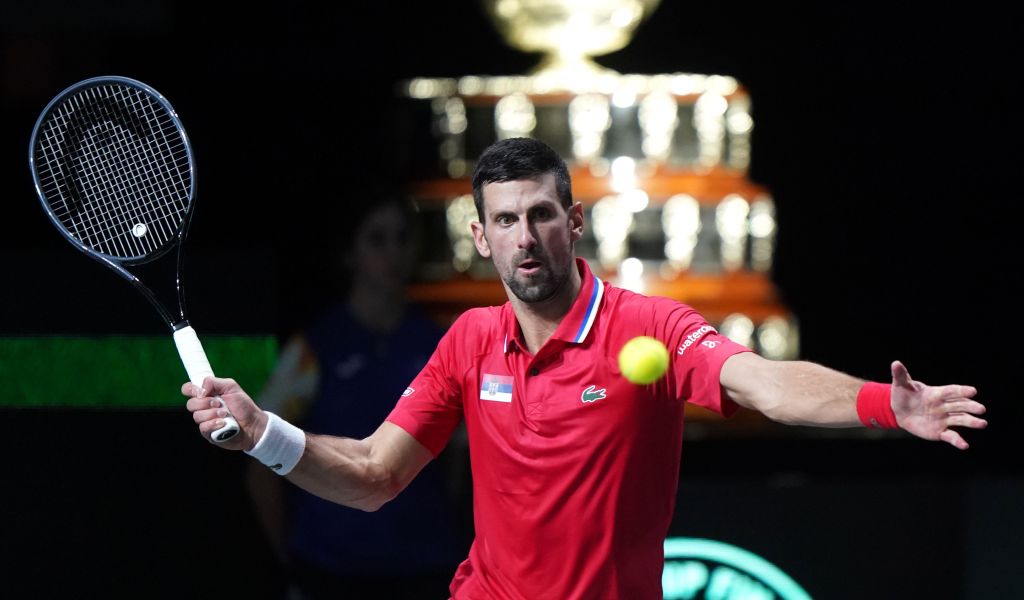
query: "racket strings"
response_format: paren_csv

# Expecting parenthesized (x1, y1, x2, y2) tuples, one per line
(68, 85, 187, 254)
(38, 91, 157, 257)
(72, 96, 178, 255)
(98, 85, 190, 242)
(72, 90, 161, 255)
(38, 90, 183, 258)
(34, 83, 192, 260)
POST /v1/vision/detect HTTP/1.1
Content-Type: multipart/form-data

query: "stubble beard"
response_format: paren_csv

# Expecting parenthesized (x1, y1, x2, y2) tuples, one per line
(503, 250, 571, 304)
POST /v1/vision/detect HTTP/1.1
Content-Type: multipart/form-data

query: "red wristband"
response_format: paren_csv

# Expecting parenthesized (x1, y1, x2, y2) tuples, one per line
(856, 382, 898, 429)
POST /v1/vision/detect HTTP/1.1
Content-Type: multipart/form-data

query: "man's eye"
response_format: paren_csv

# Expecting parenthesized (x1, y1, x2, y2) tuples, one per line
(528, 207, 554, 222)
(496, 215, 514, 225)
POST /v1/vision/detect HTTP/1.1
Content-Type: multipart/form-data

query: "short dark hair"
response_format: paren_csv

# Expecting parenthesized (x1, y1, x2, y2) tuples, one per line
(471, 137, 573, 222)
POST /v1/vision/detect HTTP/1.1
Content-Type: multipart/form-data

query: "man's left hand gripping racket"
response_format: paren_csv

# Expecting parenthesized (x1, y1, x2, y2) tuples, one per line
(29, 76, 239, 442)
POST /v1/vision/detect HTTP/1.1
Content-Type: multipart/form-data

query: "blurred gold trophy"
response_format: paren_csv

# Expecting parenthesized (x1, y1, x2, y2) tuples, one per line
(483, 0, 661, 81)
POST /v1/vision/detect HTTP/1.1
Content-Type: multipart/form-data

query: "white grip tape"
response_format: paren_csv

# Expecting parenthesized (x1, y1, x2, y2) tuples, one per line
(245, 412, 306, 475)
(174, 325, 239, 443)
(173, 325, 214, 386)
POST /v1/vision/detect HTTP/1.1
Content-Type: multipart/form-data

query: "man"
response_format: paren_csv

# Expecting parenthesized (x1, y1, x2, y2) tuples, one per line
(186, 138, 987, 599)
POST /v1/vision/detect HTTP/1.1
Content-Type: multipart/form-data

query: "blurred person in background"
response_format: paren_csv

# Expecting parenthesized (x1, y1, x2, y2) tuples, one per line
(248, 194, 466, 599)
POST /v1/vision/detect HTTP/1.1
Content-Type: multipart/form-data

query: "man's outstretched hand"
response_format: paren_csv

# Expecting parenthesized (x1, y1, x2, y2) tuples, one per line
(890, 361, 987, 450)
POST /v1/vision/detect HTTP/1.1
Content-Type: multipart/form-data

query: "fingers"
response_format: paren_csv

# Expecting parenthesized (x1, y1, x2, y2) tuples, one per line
(180, 376, 239, 398)
(179, 375, 250, 448)
(939, 429, 969, 450)
(938, 384, 978, 400)
(938, 408, 987, 451)
(181, 380, 212, 400)
(191, 400, 239, 445)
(192, 405, 231, 425)
(890, 360, 914, 388)
(185, 395, 225, 413)
(943, 399, 986, 415)
(198, 417, 231, 438)
(946, 413, 988, 430)
(204, 376, 239, 396)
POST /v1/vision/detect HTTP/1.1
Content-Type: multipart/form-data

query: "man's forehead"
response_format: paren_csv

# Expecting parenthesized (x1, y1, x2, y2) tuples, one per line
(481, 173, 560, 212)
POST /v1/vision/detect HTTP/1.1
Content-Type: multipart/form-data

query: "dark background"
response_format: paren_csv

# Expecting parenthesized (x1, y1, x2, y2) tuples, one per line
(1, 2, 1020, 598)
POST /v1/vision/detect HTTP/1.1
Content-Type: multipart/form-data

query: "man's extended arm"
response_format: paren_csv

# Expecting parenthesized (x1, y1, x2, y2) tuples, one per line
(286, 422, 433, 511)
(719, 352, 987, 449)
(185, 377, 433, 511)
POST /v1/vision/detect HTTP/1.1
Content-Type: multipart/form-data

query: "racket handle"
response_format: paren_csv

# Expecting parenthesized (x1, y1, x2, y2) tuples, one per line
(174, 325, 240, 443)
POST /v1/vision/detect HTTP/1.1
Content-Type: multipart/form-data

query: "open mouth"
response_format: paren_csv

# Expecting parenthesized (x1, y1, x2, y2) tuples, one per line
(517, 259, 542, 274)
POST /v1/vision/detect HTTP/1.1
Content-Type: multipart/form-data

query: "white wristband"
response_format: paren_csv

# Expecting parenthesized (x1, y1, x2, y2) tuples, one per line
(244, 412, 306, 475)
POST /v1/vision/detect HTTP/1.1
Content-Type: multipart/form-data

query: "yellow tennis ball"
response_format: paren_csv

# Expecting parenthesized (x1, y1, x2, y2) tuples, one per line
(618, 336, 669, 385)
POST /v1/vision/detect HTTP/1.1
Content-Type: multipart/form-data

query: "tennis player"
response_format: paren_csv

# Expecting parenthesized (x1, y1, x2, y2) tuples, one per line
(186, 138, 987, 599)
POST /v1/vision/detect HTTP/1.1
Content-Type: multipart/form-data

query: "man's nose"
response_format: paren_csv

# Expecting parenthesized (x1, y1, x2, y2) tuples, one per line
(516, 221, 537, 249)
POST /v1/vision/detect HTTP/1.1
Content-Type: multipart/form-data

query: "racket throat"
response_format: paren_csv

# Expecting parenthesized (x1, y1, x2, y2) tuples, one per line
(171, 320, 193, 332)
(125, 271, 185, 331)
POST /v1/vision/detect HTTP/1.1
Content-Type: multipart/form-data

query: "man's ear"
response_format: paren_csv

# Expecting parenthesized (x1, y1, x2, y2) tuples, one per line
(471, 221, 491, 258)
(569, 201, 584, 243)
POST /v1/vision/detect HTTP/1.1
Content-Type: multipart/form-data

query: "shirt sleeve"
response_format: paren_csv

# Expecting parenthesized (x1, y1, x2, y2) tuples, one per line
(648, 299, 752, 417)
(385, 318, 465, 457)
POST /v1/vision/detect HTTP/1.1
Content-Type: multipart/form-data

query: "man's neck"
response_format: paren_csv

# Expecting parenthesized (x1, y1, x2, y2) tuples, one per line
(508, 260, 583, 355)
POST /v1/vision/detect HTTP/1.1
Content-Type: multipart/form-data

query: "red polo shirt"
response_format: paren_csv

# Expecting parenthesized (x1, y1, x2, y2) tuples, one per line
(387, 259, 751, 599)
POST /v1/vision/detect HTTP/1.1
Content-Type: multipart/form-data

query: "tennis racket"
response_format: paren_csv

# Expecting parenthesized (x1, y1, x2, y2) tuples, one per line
(29, 75, 239, 442)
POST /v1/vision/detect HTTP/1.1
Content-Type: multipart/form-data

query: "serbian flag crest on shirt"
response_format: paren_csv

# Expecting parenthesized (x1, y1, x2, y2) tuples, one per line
(480, 373, 513, 403)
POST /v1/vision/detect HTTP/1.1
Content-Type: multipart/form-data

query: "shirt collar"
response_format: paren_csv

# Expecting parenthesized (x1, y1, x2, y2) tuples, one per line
(503, 258, 605, 353)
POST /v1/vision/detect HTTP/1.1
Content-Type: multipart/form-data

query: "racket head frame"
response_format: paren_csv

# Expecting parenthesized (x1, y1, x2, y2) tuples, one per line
(28, 75, 200, 330)
(29, 75, 199, 265)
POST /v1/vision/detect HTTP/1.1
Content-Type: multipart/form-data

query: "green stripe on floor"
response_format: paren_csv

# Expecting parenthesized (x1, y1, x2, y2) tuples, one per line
(0, 336, 277, 408)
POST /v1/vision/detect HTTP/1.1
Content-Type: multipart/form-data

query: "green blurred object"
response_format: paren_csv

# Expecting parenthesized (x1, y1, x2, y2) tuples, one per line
(0, 336, 277, 408)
